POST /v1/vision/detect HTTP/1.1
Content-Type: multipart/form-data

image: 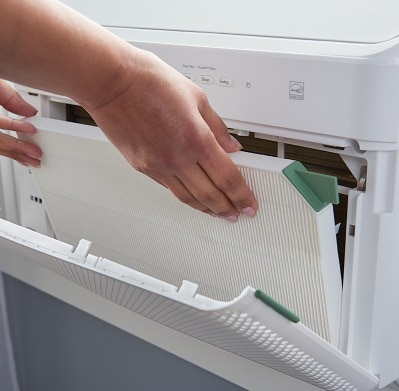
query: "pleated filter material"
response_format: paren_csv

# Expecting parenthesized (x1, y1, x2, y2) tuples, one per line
(22, 118, 342, 345)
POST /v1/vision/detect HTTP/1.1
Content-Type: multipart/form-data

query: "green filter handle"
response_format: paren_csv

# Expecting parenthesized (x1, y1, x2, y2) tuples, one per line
(255, 289, 300, 323)
(283, 161, 339, 212)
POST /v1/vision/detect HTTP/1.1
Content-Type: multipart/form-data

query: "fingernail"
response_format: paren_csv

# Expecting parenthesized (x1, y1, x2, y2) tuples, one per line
(230, 135, 243, 150)
(211, 214, 239, 223)
(25, 157, 41, 167)
(225, 215, 239, 223)
(27, 109, 38, 116)
(27, 151, 41, 159)
(19, 161, 40, 168)
(241, 207, 257, 218)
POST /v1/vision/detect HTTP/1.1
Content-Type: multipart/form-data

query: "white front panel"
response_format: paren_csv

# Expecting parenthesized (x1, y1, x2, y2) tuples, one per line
(108, 29, 399, 146)
(0, 217, 379, 391)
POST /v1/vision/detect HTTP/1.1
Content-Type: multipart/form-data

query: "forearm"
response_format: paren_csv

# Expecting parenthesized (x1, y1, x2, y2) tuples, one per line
(0, 0, 136, 107)
(0, 0, 258, 219)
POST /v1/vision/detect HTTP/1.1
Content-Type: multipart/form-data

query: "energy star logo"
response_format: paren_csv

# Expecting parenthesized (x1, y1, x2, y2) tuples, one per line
(289, 81, 304, 100)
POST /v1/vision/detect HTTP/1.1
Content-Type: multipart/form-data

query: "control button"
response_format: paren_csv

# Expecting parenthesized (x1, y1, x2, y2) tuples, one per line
(199, 75, 214, 85)
(183, 73, 196, 82)
(217, 77, 233, 87)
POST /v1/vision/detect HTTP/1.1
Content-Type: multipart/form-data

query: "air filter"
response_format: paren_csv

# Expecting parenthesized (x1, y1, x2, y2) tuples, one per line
(21, 117, 341, 345)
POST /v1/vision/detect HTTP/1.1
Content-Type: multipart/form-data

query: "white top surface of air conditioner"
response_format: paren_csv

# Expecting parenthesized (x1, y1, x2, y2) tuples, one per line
(61, 0, 399, 44)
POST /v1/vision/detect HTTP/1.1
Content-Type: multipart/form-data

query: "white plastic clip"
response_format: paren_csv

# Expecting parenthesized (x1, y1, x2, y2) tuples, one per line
(178, 280, 199, 299)
(73, 239, 92, 258)
(237, 129, 250, 137)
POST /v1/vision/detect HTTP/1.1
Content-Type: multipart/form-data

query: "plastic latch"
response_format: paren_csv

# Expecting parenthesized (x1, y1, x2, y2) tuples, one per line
(73, 239, 92, 258)
(283, 161, 339, 212)
(178, 280, 199, 299)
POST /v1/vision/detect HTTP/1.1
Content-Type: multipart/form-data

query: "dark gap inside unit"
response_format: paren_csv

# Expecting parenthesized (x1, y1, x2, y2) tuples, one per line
(284, 145, 357, 189)
(67, 105, 352, 278)
(66, 104, 97, 126)
(234, 133, 278, 157)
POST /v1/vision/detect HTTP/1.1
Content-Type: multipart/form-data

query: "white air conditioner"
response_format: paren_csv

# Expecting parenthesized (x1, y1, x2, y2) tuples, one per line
(1, 1, 399, 390)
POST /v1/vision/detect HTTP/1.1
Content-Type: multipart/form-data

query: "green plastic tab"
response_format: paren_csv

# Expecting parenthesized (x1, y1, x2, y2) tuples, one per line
(283, 161, 339, 212)
(254, 289, 300, 323)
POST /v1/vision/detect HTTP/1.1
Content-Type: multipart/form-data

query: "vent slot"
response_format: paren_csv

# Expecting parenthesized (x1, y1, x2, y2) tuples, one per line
(29, 195, 43, 204)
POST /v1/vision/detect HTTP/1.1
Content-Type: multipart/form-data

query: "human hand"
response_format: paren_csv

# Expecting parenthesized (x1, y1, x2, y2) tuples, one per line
(0, 80, 42, 167)
(0, 0, 257, 219)
(86, 50, 258, 222)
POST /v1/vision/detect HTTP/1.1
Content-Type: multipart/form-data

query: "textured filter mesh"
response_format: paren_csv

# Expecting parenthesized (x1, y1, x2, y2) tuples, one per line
(0, 227, 377, 391)
(25, 122, 341, 344)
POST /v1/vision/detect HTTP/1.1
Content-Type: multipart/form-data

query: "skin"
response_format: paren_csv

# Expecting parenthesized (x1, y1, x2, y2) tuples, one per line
(0, 81, 42, 166)
(0, 0, 258, 222)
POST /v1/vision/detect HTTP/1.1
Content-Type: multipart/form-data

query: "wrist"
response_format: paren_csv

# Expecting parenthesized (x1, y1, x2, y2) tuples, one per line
(74, 40, 142, 110)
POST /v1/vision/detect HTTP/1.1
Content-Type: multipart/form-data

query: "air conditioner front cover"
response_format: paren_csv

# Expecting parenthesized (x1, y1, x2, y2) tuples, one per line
(0, 217, 378, 391)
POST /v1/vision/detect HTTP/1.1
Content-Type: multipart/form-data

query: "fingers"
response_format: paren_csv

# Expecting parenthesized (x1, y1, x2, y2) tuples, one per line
(0, 132, 42, 167)
(140, 111, 258, 221)
(0, 80, 40, 166)
(161, 175, 212, 214)
(0, 115, 37, 134)
(161, 142, 258, 222)
(199, 152, 258, 217)
(160, 173, 244, 222)
(179, 151, 258, 220)
(193, 95, 258, 220)
(0, 80, 38, 116)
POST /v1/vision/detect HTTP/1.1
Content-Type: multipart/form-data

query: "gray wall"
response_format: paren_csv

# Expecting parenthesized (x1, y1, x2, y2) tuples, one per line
(0, 160, 20, 391)
(4, 274, 246, 391)
(0, 274, 19, 391)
